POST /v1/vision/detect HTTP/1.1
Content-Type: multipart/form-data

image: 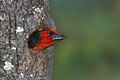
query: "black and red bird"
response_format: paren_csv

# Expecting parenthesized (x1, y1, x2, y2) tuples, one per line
(27, 25, 65, 51)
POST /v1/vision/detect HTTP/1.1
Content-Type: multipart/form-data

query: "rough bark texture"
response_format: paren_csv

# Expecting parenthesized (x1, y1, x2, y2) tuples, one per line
(0, 0, 55, 80)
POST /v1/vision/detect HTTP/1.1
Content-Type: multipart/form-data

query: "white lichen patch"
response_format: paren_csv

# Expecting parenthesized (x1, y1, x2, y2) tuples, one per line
(3, 54, 9, 59)
(42, 17, 44, 20)
(32, 6, 35, 9)
(30, 74, 33, 77)
(25, 67, 28, 70)
(34, 7, 44, 13)
(0, 16, 4, 21)
(11, 0, 13, 2)
(6, 41, 8, 43)
(39, 73, 42, 76)
(11, 47, 16, 50)
(41, 7, 44, 11)
(20, 73, 24, 78)
(3, 61, 14, 71)
(16, 27, 24, 33)
(35, 7, 42, 13)
(26, 35, 29, 38)
(33, 11, 35, 14)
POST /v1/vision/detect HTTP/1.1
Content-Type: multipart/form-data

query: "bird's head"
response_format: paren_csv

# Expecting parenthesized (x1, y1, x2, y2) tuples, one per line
(28, 26, 65, 51)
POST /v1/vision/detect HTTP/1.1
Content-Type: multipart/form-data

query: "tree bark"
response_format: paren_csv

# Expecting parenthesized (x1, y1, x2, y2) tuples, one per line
(0, 0, 55, 80)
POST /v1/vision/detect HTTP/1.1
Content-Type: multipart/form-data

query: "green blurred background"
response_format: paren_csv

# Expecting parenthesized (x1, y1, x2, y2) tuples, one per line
(50, 0, 120, 80)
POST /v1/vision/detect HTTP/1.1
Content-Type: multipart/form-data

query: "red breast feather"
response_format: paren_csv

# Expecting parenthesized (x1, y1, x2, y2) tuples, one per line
(33, 30, 57, 51)
(28, 29, 58, 51)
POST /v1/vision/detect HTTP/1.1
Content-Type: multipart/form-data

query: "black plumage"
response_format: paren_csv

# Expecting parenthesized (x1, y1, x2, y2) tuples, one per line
(27, 30, 42, 48)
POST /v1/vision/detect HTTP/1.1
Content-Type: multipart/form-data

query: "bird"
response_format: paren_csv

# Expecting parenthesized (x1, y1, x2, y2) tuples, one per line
(27, 25, 65, 51)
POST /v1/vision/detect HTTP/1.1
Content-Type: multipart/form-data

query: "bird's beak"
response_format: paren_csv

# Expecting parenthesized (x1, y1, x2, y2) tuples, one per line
(51, 34, 65, 40)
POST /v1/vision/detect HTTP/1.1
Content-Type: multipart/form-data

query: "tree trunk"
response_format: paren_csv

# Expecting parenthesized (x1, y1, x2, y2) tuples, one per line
(0, 0, 55, 80)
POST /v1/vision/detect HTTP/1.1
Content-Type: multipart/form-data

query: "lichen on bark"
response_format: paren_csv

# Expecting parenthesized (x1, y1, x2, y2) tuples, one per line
(0, 0, 55, 80)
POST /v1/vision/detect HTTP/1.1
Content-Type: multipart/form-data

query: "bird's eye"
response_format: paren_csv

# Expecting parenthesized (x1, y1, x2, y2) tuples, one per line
(49, 31, 54, 35)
